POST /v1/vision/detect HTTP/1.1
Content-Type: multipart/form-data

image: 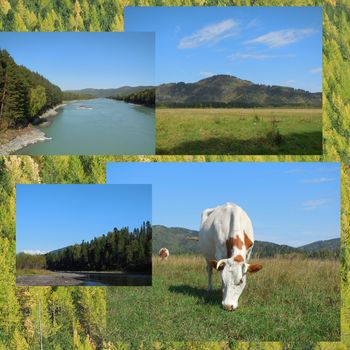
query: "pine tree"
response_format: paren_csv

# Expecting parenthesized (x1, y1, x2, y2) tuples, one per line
(29, 85, 47, 118)
(0, 0, 11, 15)
(110, 14, 123, 32)
(69, 0, 84, 31)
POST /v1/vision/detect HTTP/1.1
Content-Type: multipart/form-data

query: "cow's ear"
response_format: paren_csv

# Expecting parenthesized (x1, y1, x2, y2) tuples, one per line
(208, 260, 225, 271)
(208, 260, 217, 269)
(247, 264, 263, 273)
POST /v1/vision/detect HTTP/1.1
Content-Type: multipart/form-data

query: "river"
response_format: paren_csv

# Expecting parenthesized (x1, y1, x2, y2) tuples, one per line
(15, 98, 155, 155)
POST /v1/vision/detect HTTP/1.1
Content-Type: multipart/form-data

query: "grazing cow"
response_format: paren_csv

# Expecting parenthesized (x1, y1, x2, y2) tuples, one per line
(159, 247, 169, 261)
(199, 202, 262, 311)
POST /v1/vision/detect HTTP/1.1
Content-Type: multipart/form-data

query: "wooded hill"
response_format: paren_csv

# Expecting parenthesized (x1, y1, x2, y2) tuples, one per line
(153, 225, 340, 259)
(47, 222, 152, 272)
(0, 49, 62, 129)
(62, 91, 96, 101)
(17, 222, 152, 273)
(66, 86, 154, 98)
(156, 74, 322, 108)
(109, 88, 155, 107)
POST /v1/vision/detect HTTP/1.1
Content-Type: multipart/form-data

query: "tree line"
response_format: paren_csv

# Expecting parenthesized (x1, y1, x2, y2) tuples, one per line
(62, 91, 95, 101)
(110, 88, 155, 108)
(0, 49, 62, 130)
(16, 252, 46, 270)
(45, 222, 152, 273)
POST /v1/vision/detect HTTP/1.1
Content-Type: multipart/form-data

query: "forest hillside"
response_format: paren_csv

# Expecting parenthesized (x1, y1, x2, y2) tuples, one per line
(0, 50, 62, 130)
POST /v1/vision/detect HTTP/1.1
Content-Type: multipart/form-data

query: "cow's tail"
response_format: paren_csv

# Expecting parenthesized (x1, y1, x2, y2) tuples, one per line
(229, 205, 242, 237)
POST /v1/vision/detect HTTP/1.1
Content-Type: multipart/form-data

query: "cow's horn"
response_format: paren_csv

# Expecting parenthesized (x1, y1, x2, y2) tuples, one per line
(216, 259, 226, 270)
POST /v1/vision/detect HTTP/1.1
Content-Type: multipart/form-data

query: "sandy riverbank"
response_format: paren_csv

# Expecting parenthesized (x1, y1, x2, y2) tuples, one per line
(38, 103, 66, 127)
(0, 127, 51, 155)
(0, 103, 66, 155)
(16, 270, 152, 286)
(16, 272, 87, 286)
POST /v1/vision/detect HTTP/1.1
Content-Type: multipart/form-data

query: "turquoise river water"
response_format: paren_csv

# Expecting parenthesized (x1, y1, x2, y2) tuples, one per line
(16, 98, 155, 155)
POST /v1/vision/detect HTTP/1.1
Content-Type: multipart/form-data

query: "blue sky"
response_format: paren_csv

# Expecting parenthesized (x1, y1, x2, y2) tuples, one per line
(107, 162, 339, 247)
(0, 32, 154, 90)
(16, 184, 152, 253)
(125, 7, 322, 92)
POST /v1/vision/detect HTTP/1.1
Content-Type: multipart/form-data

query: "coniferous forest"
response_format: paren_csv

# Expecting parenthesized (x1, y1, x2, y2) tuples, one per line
(110, 88, 155, 107)
(0, 49, 62, 129)
(46, 222, 152, 273)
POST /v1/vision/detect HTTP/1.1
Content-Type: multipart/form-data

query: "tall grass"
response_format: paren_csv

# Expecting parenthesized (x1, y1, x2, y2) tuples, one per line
(107, 255, 340, 346)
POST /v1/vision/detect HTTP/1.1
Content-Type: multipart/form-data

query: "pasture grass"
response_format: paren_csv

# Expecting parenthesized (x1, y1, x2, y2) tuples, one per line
(156, 108, 322, 155)
(107, 255, 340, 346)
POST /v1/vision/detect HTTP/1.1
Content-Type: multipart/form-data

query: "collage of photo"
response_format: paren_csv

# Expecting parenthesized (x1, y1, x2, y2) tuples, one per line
(0, 2, 349, 350)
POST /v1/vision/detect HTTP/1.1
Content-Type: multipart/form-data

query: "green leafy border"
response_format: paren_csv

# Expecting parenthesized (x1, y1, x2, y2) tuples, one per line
(0, 0, 349, 348)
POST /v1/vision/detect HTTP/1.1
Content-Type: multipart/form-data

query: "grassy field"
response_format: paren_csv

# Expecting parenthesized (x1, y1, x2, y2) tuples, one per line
(156, 108, 322, 155)
(107, 255, 340, 346)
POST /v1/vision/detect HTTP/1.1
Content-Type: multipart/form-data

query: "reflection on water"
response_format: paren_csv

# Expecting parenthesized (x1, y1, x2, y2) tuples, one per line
(78, 273, 152, 286)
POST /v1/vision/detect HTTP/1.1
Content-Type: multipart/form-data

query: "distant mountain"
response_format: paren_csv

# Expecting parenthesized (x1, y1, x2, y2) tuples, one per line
(153, 225, 339, 258)
(298, 238, 340, 252)
(156, 74, 321, 108)
(153, 225, 200, 255)
(65, 86, 154, 98)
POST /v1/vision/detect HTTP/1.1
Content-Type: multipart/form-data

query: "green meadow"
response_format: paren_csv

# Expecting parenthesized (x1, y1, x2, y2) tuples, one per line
(107, 255, 340, 346)
(156, 108, 322, 155)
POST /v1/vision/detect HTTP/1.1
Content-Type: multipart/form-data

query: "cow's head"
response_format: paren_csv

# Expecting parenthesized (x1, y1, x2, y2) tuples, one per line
(209, 256, 262, 311)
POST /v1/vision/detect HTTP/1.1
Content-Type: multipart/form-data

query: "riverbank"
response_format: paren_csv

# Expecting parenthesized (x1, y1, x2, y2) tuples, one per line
(16, 270, 152, 286)
(16, 272, 88, 286)
(0, 103, 65, 155)
(0, 126, 51, 155)
(38, 103, 66, 127)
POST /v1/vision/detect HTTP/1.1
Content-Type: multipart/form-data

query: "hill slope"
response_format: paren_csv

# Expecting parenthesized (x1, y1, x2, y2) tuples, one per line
(153, 225, 339, 258)
(298, 238, 340, 252)
(156, 74, 321, 108)
(66, 86, 154, 98)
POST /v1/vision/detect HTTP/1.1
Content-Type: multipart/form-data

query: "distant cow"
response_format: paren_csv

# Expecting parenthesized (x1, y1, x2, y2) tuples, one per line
(199, 202, 262, 311)
(159, 248, 169, 261)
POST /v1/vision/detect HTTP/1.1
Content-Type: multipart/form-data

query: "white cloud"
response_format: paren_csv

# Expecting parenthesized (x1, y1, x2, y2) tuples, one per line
(21, 250, 47, 255)
(229, 52, 274, 60)
(302, 198, 330, 210)
(174, 25, 181, 34)
(284, 168, 305, 174)
(200, 71, 215, 78)
(246, 18, 261, 29)
(284, 79, 296, 84)
(310, 67, 322, 74)
(245, 28, 318, 48)
(178, 19, 239, 49)
(303, 177, 334, 184)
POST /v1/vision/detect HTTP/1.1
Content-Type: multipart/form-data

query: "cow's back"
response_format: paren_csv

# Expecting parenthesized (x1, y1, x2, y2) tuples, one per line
(199, 203, 254, 260)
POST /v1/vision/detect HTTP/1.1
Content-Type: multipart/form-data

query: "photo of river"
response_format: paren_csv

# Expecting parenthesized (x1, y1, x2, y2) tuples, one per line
(16, 98, 155, 155)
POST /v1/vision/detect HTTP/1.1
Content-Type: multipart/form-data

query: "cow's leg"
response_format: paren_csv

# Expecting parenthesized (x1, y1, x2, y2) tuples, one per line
(206, 264, 213, 291)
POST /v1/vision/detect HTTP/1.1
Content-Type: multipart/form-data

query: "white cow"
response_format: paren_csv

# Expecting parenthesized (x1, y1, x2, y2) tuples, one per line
(199, 202, 262, 311)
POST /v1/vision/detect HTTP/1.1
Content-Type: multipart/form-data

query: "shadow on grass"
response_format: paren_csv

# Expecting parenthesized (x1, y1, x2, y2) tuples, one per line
(157, 131, 322, 155)
(169, 284, 222, 306)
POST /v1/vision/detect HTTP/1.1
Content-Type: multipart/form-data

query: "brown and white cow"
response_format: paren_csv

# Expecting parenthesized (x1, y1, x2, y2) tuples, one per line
(159, 247, 170, 261)
(199, 202, 262, 311)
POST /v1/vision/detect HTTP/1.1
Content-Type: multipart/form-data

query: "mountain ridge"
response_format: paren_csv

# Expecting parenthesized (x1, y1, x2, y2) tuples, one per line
(156, 74, 321, 108)
(153, 225, 339, 258)
(65, 86, 155, 98)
